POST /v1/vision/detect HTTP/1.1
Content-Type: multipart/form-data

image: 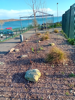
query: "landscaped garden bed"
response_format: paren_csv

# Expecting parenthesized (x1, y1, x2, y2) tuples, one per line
(0, 30, 75, 100)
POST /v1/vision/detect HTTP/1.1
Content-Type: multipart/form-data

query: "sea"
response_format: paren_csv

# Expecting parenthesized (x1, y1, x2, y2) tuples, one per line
(1, 16, 62, 29)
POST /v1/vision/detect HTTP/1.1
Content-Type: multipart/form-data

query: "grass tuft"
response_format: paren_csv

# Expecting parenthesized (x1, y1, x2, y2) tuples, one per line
(45, 46, 67, 64)
(54, 29, 59, 33)
(36, 33, 41, 35)
(45, 31, 49, 36)
(40, 34, 49, 41)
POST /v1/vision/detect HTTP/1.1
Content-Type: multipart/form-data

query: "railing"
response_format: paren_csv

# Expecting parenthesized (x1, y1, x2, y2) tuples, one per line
(0, 26, 33, 42)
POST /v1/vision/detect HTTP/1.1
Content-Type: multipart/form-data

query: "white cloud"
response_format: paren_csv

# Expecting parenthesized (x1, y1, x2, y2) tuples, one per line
(0, 8, 65, 19)
(0, 9, 32, 19)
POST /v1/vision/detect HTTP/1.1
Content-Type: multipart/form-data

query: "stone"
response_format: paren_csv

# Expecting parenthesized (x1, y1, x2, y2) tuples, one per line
(0, 62, 4, 65)
(20, 34, 23, 42)
(38, 40, 41, 43)
(69, 89, 73, 93)
(14, 49, 19, 52)
(10, 48, 15, 52)
(25, 69, 41, 82)
(47, 95, 50, 99)
(20, 55, 28, 58)
(73, 92, 75, 96)
(49, 43, 55, 46)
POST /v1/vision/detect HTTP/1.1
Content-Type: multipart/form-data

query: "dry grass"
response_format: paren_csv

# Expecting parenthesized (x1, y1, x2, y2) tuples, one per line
(54, 29, 59, 33)
(45, 46, 67, 64)
(45, 31, 49, 37)
(40, 34, 49, 41)
(36, 33, 41, 35)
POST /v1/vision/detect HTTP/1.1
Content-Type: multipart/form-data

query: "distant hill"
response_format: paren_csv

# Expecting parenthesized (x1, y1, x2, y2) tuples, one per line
(0, 19, 25, 22)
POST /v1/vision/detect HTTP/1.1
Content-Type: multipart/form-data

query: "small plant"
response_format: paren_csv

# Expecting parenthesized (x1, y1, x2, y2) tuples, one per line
(68, 38, 75, 45)
(36, 33, 41, 35)
(69, 73, 75, 77)
(45, 46, 67, 64)
(40, 97, 43, 100)
(60, 30, 63, 33)
(68, 84, 74, 88)
(45, 31, 49, 36)
(63, 78, 66, 81)
(31, 47, 34, 52)
(40, 35, 49, 41)
(37, 51, 40, 53)
(65, 91, 69, 96)
(61, 30, 68, 39)
(54, 29, 59, 33)
(61, 72, 65, 75)
(39, 47, 43, 50)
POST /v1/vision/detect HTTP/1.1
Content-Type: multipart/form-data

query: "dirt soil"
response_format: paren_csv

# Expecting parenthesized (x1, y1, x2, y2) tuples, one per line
(0, 31, 75, 100)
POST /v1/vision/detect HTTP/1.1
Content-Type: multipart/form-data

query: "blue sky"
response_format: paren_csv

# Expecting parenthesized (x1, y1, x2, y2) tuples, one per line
(0, 0, 75, 19)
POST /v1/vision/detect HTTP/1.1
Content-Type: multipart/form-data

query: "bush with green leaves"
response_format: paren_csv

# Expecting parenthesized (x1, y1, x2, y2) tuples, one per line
(68, 38, 75, 45)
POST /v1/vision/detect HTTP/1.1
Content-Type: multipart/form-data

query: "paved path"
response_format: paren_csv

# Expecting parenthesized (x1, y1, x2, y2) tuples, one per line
(0, 28, 62, 55)
(0, 29, 35, 55)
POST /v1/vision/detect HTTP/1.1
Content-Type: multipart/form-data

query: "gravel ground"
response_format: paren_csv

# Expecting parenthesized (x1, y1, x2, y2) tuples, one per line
(0, 30, 75, 100)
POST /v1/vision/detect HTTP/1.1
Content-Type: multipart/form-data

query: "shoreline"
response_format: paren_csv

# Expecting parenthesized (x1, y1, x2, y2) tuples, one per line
(0, 19, 27, 22)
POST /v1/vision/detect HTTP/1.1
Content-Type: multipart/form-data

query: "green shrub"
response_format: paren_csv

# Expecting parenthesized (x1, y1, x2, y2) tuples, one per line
(65, 92, 69, 96)
(61, 30, 68, 39)
(69, 73, 75, 77)
(68, 38, 75, 45)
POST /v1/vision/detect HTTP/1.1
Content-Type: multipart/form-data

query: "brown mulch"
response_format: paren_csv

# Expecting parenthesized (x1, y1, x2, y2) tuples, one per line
(0, 31, 75, 100)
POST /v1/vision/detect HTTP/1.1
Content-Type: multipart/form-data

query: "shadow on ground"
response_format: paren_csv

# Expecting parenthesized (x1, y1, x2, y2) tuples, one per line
(12, 71, 70, 84)
(0, 41, 20, 43)
(12, 72, 27, 83)
(0, 51, 8, 55)
(7, 58, 45, 66)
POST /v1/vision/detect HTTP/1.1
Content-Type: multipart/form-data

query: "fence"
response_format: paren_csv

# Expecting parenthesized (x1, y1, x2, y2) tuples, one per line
(62, 3, 75, 39)
(0, 26, 33, 42)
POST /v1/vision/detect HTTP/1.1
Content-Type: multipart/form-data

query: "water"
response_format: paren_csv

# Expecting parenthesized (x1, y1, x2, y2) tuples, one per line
(1, 16, 62, 29)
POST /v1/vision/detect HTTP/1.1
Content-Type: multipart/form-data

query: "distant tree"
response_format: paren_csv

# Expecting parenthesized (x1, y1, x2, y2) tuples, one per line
(0, 20, 4, 30)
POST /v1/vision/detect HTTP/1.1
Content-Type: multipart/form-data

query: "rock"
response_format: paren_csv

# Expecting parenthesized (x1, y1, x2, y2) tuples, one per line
(47, 95, 50, 99)
(49, 43, 55, 46)
(20, 34, 23, 42)
(0, 62, 4, 65)
(10, 48, 15, 52)
(20, 55, 28, 58)
(25, 69, 41, 82)
(69, 89, 73, 93)
(14, 49, 19, 52)
(38, 40, 41, 43)
(73, 92, 75, 96)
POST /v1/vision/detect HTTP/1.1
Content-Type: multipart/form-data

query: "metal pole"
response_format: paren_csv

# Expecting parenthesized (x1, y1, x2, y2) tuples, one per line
(53, 15, 54, 32)
(20, 17, 22, 34)
(20, 17, 22, 28)
(57, 3, 58, 23)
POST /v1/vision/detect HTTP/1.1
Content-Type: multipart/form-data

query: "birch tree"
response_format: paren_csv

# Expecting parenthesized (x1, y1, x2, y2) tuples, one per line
(26, 0, 45, 32)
